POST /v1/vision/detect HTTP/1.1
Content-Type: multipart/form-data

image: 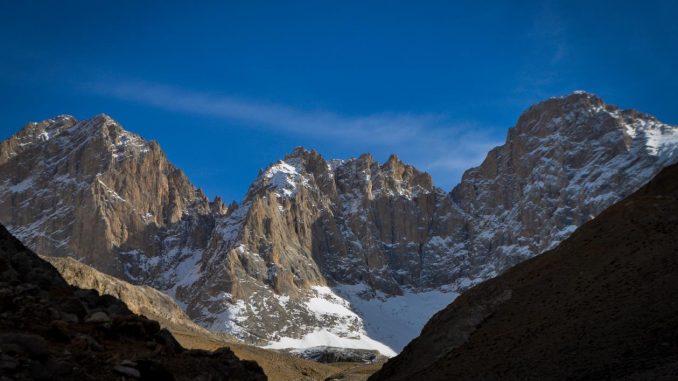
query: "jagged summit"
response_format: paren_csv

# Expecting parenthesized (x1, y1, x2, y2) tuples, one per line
(560, 89, 601, 99)
(285, 145, 315, 158)
(249, 146, 437, 203)
(538, 90, 604, 105)
(0, 113, 211, 278)
(514, 91, 610, 137)
(0, 115, 75, 163)
(385, 153, 400, 163)
(513, 91, 670, 143)
(0, 113, 158, 169)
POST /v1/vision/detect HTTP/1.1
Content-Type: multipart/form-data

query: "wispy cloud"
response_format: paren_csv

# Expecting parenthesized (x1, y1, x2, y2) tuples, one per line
(511, 2, 571, 102)
(534, 4, 568, 65)
(83, 79, 502, 188)
(85, 80, 450, 143)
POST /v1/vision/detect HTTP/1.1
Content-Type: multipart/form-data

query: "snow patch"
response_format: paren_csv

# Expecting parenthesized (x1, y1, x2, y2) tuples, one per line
(111, 127, 150, 160)
(644, 124, 678, 157)
(305, 286, 359, 319)
(335, 284, 458, 352)
(261, 158, 309, 198)
(265, 328, 396, 357)
(8, 177, 34, 193)
(38, 131, 50, 141)
(96, 176, 127, 203)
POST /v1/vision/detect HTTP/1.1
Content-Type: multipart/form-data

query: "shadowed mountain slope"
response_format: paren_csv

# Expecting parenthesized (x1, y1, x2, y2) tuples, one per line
(0, 223, 266, 380)
(42, 255, 227, 339)
(40, 255, 383, 381)
(370, 162, 678, 380)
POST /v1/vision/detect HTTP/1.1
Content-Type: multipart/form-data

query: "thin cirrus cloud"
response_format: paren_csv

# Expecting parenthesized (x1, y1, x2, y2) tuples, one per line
(83, 79, 501, 186)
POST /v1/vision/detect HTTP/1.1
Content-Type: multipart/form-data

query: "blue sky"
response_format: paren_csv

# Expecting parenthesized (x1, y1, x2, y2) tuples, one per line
(1, 1, 676, 201)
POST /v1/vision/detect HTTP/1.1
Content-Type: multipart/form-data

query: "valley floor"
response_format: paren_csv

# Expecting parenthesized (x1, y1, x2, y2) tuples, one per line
(171, 327, 382, 381)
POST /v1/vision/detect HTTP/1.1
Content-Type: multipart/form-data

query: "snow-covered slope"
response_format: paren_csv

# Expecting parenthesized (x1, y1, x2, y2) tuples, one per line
(1, 92, 676, 355)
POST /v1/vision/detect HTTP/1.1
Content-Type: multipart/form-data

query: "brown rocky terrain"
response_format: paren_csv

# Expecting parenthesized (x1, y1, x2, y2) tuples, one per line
(42, 255, 231, 341)
(173, 331, 382, 381)
(370, 162, 678, 380)
(0, 223, 266, 380)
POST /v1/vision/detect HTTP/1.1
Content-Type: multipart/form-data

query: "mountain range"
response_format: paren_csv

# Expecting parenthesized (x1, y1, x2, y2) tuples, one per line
(1, 91, 676, 356)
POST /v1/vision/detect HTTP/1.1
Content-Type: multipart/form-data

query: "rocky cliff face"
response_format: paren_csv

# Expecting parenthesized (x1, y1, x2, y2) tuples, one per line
(1, 92, 676, 355)
(0, 114, 216, 279)
(446, 91, 678, 282)
(176, 149, 453, 353)
(42, 255, 230, 341)
(370, 162, 678, 381)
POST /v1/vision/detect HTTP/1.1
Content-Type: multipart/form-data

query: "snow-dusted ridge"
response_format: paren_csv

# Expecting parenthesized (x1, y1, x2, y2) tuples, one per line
(259, 157, 309, 198)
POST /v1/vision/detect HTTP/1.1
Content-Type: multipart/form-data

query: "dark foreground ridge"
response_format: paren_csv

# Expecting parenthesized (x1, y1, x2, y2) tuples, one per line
(371, 162, 678, 381)
(0, 224, 266, 380)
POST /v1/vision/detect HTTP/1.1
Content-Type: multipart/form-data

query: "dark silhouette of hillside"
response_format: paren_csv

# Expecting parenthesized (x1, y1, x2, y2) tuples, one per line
(0, 224, 266, 380)
(371, 163, 678, 381)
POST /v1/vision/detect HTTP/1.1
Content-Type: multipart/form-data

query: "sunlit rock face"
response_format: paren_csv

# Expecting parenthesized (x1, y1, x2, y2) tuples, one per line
(1, 92, 676, 354)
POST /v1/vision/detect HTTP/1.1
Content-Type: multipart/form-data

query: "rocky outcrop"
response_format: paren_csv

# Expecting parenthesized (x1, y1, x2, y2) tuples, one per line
(288, 346, 386, 364)
(370, 162, 678, 381)
(1, 92, 677, 354)
(42, 255, 232, 341)
(0, 223, 266, 380)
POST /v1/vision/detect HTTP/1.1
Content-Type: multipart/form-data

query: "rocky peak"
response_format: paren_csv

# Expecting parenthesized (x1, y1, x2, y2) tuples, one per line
(247, 148, 436, 204)
(511, 92, 613, 142)
(450, 92, 678, 283)
(518, 91, 603, 118)
(248, 156, 310, 200)
(210, 196, 229, 215)
(377, 153, 434, 198)
(0, 114, 211, 277)
(509, 91, 675, 152)
(245, 147, 337, 202)
(327, 152, 436, 201)
(0, 114, 76, 164)
(285, 146, 314, 159)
